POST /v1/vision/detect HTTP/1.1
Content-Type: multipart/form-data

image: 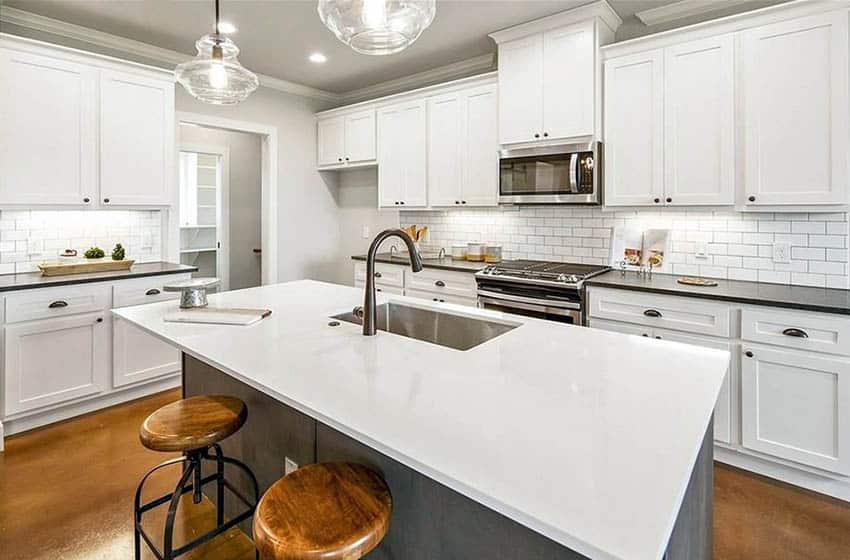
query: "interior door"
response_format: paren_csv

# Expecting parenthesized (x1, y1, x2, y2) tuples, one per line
(497, 34, 544, 145)
(100, 69, 173, 205)
(427, 92, 463, 207)
(0, 49, 97, 206)
(543, 21, 594, 140)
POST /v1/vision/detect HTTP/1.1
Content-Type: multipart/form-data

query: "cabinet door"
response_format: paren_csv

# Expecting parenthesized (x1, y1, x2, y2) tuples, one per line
(603, 50, 664, 206)
(113, 315, 180, 388)
(317, 116, 345, 166)
(344, 110, 376, 164)
(100, 70, 174, 205)
(461, 84, 499, 207)
(497, 34, 543, 145)
(741, 344, 850, 474)
(4, 312, 109, 416)
(427, 92, 463, 207)
(0, 49, 96, 206)
(741, 12, 849, 206)
(543, 22, 594, 140)
(401, 100, 428, 207)
(664, 35, 734, 206)
(377, 105, 405, 207)
(654, 328, 734, 444)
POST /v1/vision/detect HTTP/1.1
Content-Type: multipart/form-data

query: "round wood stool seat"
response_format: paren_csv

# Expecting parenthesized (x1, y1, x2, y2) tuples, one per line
(253, 462, 392, 560)
(139, 395, 247, 452)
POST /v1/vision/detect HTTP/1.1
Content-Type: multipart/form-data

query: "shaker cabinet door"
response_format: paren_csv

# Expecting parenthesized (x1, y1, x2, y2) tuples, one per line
(344, 110, 376, 164)
(100, 70, 174, 206)
(317, 116, 345, 166)
(497, 34, 544, 145)
(461, 84, 499, 207)
(0, 49, 97, 206)
(741, 11, 850, 206)
(542, 21, 594, 141)
(427, 92, 463, 207)
(113, 315, 180, 388)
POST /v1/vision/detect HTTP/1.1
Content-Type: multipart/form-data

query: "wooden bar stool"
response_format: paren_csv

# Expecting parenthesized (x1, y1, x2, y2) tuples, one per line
(253, 463, 392, 560)
(134, 395, 259, 560)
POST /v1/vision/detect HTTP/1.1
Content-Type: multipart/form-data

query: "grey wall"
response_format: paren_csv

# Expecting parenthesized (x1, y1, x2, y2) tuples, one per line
(179, 124, 262, 290)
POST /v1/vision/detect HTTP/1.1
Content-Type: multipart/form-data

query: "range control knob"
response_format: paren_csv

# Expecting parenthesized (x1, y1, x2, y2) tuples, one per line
(557, 274, 569, 283)
(563, 274, 580, 284)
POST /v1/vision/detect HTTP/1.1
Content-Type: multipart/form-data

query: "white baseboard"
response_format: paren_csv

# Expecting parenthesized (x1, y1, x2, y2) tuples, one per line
(1, 374, 180, 444)
(716, 446, 850, 502)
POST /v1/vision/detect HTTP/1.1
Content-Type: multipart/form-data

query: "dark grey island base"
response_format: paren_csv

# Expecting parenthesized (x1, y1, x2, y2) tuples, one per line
(184, 354, 713, 560)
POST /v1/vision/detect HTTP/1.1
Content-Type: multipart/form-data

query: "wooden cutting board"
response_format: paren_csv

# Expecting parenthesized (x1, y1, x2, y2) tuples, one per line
(38, 259, 135, 276)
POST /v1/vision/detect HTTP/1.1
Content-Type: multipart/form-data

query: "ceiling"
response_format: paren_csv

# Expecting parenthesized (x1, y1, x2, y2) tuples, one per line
(2, 0, 788, 95)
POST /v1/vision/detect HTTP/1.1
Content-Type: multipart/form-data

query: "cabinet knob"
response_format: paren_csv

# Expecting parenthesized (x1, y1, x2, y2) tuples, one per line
(400, 201, 405, 205)
(655, 335, 662, 340)
(534, 133, 540, 139)
(83, 197, 90, 203)
(461, 200, 467, 204)
(394, 201, 399, 205)
(543, 132, 549, 137)
(96, 317, 103, 323)
(745, 350, 754, 358)
(338, 158, 343, 162)
(666, 197, 672, 203)
(345, 157, 349, 161)
(642, 333, 649, 337)
(654, 198, 660, 204)
(435, 280, 445, 287)
(643, 309, 663, 318)
(374, 271, 382, 278)
(455, 201, 460, 205)
(748, 195, 756, 202)
(103, 198, 110, 204)
(145, 288, 161, 296)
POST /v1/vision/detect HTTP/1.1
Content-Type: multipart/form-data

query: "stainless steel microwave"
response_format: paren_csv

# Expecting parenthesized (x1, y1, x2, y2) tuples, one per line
(498, 141, 603, 205)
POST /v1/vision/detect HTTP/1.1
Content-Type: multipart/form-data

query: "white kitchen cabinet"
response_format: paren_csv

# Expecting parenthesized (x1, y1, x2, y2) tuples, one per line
(113, 316, 180, 388)
(404, 288, 477, 307)
(100, 69, 174, 206)
(0, 49, 97, 206)
(427, 84, 498, 207)
(378, 100, 427, 208)
(497, 34, 544, 145)
(317, 110, 377, 168)
(603, 50, 664, 207)
(4, 311, 109, 416)
(664, 35, 734, 206)
(741, 11, 850, 206)
(741, 344, 850, 475)
(542, 21, 595, 141)
(317, 116, 345, 166)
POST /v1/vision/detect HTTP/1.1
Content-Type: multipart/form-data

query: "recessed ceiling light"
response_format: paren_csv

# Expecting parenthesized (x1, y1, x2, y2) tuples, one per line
(217, 21, 237, 34)
(309, 52, 328, 64)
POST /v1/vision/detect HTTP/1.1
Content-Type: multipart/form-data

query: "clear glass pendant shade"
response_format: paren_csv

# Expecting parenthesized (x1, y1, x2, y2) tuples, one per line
(318, 0, 436, 55)
(175, 34, 259, 105)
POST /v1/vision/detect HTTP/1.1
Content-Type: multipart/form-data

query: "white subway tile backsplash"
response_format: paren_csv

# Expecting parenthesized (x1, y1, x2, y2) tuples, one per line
(0, 210, 163, 275)
(403, 207, 849, 288)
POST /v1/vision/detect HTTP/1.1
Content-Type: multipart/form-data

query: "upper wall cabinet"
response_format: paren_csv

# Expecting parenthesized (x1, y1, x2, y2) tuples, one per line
(741, 11, 849, 206)
(427, 84, 498, 207)
(0, 36, 175, 208)
(378, 100, 427, 208)
(316, 109, 376, 169)
(490, 3, 620, 146)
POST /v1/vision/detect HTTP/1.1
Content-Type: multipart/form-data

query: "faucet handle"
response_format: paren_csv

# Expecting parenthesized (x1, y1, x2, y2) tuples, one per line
(352, 306, 364, 319)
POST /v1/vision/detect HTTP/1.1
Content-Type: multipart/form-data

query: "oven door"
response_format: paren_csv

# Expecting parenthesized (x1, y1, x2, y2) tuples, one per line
(498, 142, 601, 205)
(477, 290, 582, 325)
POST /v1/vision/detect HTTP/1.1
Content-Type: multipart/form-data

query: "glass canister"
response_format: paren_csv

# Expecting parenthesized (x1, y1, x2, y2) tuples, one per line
(451, 245, 467, 261)
(484, 245, 502, 263)
(466, 242, 485, 262)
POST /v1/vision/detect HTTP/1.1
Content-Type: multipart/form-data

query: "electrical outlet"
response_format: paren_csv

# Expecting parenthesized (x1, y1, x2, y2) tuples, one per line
(773, 242, 791, 263)
(695, 242, 708, 259)
(362, 225, 370, 239)
(284, 457, 299, 475)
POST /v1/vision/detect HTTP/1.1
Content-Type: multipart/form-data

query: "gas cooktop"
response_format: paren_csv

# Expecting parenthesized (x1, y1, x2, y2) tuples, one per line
(476, 260, 610, 287)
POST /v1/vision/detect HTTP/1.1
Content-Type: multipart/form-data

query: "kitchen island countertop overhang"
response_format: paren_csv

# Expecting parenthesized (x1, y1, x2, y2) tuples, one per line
(113, 279, 728, 560)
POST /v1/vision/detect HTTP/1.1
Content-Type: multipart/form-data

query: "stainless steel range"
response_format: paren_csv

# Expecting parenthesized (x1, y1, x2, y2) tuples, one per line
(475, 260, 610, 326)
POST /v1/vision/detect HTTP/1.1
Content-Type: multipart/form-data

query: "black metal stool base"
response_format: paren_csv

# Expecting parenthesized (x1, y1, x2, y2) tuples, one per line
(134, 443, 259, 560)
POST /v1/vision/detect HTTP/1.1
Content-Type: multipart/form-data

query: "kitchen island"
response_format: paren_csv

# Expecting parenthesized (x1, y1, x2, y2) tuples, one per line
(114, 280, 728, 560)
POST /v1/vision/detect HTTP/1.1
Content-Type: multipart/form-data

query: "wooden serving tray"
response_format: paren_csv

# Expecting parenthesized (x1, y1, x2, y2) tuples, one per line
(38, 259, 135, 276)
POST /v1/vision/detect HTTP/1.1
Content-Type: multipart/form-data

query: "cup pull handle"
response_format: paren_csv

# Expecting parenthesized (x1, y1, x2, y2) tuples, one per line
(435, 280, 445, 287)
(145, 288, 161, 296)
(643, 309, 662, 318)
(782, 327, 809, 338)
(49, 300, 68, 309)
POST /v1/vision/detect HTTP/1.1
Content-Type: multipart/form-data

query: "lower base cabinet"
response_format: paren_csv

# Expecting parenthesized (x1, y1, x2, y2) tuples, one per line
(353, 261, 479, 307)
(4, 311, 109, 416)
(113, 315, 180, 388)
(741, 344, 850, 475)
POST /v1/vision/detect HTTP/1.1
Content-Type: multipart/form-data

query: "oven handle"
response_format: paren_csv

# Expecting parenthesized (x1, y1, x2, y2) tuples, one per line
(477, 290, 581, 311)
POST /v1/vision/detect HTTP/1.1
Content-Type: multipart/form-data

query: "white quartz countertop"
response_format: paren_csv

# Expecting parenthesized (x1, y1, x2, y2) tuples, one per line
(114, 280, 728, 560)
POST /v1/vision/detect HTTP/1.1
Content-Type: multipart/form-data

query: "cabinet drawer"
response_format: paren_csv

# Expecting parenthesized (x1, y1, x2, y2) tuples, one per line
(5, 283, 110, 323)
(405, 287, 477, 307)
(588, 318, 651, 337)
(405, 268, 477, 299)
(353, 280, 403, 296)
(354, 262, 404, 288)
(742, 307, 850, 357)
(587, 287, 731, 337)
(113, 274, 191, 308)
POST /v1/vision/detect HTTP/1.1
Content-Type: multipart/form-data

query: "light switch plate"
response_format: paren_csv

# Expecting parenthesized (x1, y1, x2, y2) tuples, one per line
(773, 242, 791, 263)
(362, 225, 370, 239)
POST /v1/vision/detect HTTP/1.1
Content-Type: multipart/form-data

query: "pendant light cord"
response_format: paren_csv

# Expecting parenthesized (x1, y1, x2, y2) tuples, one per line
(214, 0, 220, 35)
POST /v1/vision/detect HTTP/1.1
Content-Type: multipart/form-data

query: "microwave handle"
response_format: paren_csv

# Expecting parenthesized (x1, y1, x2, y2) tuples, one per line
(569, 154, 579, 193)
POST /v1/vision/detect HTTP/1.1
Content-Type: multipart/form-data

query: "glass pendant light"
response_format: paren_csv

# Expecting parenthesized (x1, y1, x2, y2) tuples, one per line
(318, 0, 436, 55)
(175, 0, 258, 105)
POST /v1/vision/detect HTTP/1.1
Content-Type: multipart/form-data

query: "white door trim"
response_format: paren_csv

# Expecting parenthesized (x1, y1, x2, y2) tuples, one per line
(175, 112, 279, 285)
(179, 143, 231, 291)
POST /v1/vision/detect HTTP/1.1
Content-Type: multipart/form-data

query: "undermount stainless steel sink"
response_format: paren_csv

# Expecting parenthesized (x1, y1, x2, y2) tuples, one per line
(332, 302, 518, 351)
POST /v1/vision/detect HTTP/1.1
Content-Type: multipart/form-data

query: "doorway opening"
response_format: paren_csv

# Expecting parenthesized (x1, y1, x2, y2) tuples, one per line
(172, 112, 278, 288)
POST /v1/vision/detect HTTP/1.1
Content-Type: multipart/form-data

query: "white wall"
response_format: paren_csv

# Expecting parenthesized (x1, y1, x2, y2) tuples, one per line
(179, 124, 262, 289)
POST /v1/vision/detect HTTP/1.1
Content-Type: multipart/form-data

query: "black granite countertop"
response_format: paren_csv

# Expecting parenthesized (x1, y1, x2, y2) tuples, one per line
(586, 270, 850, 315)
(0, 261, 197, 293)
(352, 253, 488, 273)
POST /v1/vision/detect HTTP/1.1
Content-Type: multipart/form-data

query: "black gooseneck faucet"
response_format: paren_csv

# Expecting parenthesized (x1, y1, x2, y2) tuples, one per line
(363, 229, 423, 336)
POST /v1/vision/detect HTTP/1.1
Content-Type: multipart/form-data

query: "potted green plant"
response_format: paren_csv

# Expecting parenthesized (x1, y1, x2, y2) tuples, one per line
(84, 246, 105, 259)
(112, 243, 125, 261)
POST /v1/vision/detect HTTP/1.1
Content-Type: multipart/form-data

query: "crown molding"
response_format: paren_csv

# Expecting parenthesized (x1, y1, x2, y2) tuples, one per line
(0, 5, 343, 103)
(339, 52, 495, 104)
(635, 0, 755, 26)
(489, 0, 623, 44)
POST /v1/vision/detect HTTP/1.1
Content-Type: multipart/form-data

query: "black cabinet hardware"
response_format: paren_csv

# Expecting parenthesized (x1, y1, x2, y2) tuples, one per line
(461, 200, 466, 204)
(345, 157, 349, 161)
(643, 309, 662, 318)
(103, 198, 110, 203)
(666, 197, 672, 203)
(655, 336, 662, 339)
(96, 317, 103, 323)
(394, 201, 399, 205)
(338, 158, 343, 162)
(745, 350, 754, 358)
(145, 288, 161, 296)
(534, 133, 540, 139)
(455, 201, 460, 204)
(654, 198, 660, 203)
(48, 300, 68, 309)
(748, 195, 756, 202)
(400, 201, 405, 205)
(642, 333, 649, 337)
(435, 280, 445, 287)
(374, 271, 382, 278)
(543, 132, 548, 137)
(782, 327, 809, 338)
(83, 197, 90, 203)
